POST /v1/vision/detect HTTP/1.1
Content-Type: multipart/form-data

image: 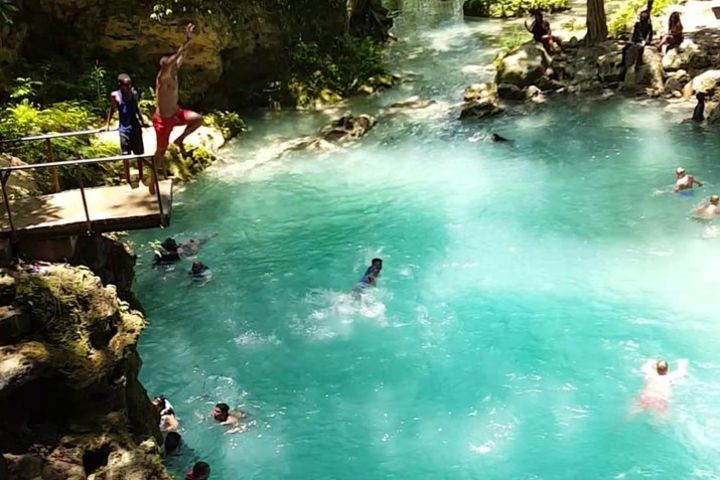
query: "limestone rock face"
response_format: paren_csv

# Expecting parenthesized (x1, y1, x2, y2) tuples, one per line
(0, 265, 169, 479)
(664, 69, 690, 96)
(662, 40, 711, 72)
(463, 83, 497, 102)
(692, 70, 720, 94)
(495, 43, 552, 88)
(320, 115, 377, 142)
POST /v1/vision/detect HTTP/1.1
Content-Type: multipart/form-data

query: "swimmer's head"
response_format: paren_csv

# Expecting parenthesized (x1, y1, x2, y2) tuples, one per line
(697, 92, 706, 102)
(656, 360, 669, 375)
(190, 461, 211, 480)
(191, 261, 205, 274)
(639, 10, 650, 22)
(164, 431, 181, 454)
(212, 403, 230, 422)
(152, 395, 166, 412)
(675, 167, 686, 177)
(371, 258, 383, 271)
(161, 238, 178, 251)
(711, 195, 719, 206)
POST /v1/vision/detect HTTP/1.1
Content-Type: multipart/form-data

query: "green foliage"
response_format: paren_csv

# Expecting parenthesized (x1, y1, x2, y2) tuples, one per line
(284, 37, 389, 108)
(463, 0, 569, 18)
(608, 0, 675, 37)
(0, 99, 113, 192)
(9, 77, 43, 101)
(205, 110, 246, 140)
(499, 25, 529, 51)
(0, 0, 18, 27)
(165, 145, 216, 182)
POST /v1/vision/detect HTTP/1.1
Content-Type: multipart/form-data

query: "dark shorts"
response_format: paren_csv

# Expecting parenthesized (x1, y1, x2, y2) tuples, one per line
(119, 128, 144, 155)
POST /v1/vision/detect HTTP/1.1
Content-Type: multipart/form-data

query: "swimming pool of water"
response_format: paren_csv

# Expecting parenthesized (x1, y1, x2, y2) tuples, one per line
(133, 2, 720, 478)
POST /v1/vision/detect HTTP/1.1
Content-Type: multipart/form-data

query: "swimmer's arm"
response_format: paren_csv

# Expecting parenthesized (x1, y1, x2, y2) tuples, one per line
(693, 178, 703, 187)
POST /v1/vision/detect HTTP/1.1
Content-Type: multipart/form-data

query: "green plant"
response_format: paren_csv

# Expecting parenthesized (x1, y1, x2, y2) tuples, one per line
(205, 111, 246, 140)
(9, 77, 42, 101)
(0, 0, 18, 27)
(608, 0, 675, 37)
(463, 0, 569, 18)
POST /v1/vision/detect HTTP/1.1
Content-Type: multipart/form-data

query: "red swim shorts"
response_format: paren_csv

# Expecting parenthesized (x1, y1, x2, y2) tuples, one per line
(152, 108, 191, 151)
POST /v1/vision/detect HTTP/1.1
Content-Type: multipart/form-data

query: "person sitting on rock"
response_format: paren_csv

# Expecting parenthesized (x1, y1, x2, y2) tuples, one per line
(674, 167, 703, 193)
(658, 12, 683, 54)
(692, 92, 706, 122)
(525, 10, 561, 54)
(186, 461, 211, 480)
(631, 9, 654, 65)
(693, 195, 720, 220)
(211, 402, 246, 427)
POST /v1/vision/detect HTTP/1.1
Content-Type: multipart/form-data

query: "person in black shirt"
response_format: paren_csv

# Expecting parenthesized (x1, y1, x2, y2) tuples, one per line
(524, 10, 561, 54)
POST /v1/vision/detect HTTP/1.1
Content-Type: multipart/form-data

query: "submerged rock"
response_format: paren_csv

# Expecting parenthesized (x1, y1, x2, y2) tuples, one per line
(0, 265, 170, 479)
(497, 83, 525, 100)
(459, 99, 504, 120)
(664, 69, 690, 96)
(463, 83, 497, 102)
(320, 115, 377, 142)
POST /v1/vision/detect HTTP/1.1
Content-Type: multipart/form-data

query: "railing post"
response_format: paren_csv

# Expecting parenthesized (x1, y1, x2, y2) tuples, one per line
(150, 156, 166, 227)
(76, 169, 93, 235)
(46, 138, 60, 193)
(1, 172, 16, 239)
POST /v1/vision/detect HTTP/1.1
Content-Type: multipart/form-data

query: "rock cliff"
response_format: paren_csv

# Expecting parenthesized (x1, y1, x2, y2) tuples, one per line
(0, 264, 169, 479)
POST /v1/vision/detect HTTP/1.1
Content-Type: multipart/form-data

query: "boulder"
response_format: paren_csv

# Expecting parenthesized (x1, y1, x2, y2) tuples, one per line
(320, 115, 377, 142)
(692, 70, 720, 94)
(495, 43, 551, 88)
(662, 40, 710, 72)
(384, 98, 438, 112)
(459, 99, 504, 120)
(497, 83, 525, 100)
(664, 69, 690, 96)
(0, 155, 41, 200)
(597, 50, 624, 84)
(638, 47, 664, 91)
(708, 102, 720, 124)
(463, 83, 497, 102)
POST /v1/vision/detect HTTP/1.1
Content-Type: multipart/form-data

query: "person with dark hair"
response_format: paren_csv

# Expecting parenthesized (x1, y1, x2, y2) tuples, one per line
(152, 395, 180, 434)
(189, 261, 211, 281)
(186, 461, 211, 480)
(211, 402, 244, 427)
(692, 92, 706, 122)
(154, 238, 182, 266)
(489, 133, 511, 143)
(658, 11, 683, 54)
(103, 73, 149, 184)
(524, 10, 561, 54)
(354, 258, 383, 295)
(152, 22, 204, 192)
(164, 431, 182, 455)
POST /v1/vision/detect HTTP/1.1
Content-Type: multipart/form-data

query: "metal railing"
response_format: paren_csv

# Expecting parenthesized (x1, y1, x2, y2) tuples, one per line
(0, 128, 140, 192)
(0, 153, 166, 238)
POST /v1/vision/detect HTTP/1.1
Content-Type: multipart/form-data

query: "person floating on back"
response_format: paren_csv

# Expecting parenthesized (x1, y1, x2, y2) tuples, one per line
(635, 358, 688, 415)
(152, 22, 204, 192)
(693, 195, 720, 220)
(354, 258, 383, 296)
(103, 73, 149, 185)
(692, 92, 706, 122)
(186, 461, 211, 480)
(524, 10, 561, 54)
(673, 167, 702, 193)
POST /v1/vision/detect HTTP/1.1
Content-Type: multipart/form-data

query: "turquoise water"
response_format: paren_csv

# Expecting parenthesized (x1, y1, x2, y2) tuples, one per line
(134, 2, 720, 479)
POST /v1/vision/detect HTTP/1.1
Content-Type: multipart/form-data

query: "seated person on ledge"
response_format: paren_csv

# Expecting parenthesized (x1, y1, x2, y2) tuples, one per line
(674, 167, 702, 193)
(211, 402, 245, 427)
(624, 9, 653, 71)
(186, 461, 210, 480)
(354, 258, 383, 295)
(658, 12, 683, 54)
(693, 195, 720, 220)
(525, 10, 561, 54)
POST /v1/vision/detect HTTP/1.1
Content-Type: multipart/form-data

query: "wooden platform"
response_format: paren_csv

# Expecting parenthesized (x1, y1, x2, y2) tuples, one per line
(0, 180, 172, 239)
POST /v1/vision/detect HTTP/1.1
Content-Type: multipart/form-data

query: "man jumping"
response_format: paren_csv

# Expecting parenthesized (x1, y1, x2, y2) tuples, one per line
(151, 22, 203, 191)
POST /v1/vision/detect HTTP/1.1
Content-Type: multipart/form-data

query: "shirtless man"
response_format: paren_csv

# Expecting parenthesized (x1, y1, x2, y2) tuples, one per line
(673, 167, 703, 193)
(152, 22, 203, 190)
(693, 195, 720, 220)
(636, 359, 688, 415)
(211, 403, 245, 427)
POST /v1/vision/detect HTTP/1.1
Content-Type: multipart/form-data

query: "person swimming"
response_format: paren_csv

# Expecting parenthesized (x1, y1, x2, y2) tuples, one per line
(189, 261, 212, 281)
(153, 395, 180, 434)
(635, 358, 688, 415)
(186, 461, 211, 480)
(693, 195, 720, 220)
(489, 133, 511, 143)
(163, 431, 182, 456)
(673, 167, 703, 193)
(154, 232, 218, 265)
(355, 258, 383, 295)
(211, 402, 246, 427)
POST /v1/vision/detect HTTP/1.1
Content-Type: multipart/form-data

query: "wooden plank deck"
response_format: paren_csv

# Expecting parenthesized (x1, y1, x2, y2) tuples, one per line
(0, 180, 173, 239)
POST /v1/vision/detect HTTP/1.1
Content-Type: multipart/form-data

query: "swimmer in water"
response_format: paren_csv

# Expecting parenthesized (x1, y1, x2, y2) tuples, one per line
(154, 232, 218, 265)
(153, 395, 180, 434)
(489, 133, 511, 143)
(186, 461, 210, 480)
(673, 167, 703, 193)
(693, 195, 720, 220)
(190, 261, 210, 277)
(354, 258, 383, 296)
(211, 402, 246, 427)
(635, 358, 688, 415)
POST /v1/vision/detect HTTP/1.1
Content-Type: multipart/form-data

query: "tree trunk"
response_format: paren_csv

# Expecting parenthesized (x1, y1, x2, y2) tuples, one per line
(585, 0, 608, 45)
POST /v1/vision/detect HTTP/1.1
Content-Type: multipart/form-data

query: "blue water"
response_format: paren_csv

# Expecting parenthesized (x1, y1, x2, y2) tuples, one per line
(134, 2, 720, 478)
